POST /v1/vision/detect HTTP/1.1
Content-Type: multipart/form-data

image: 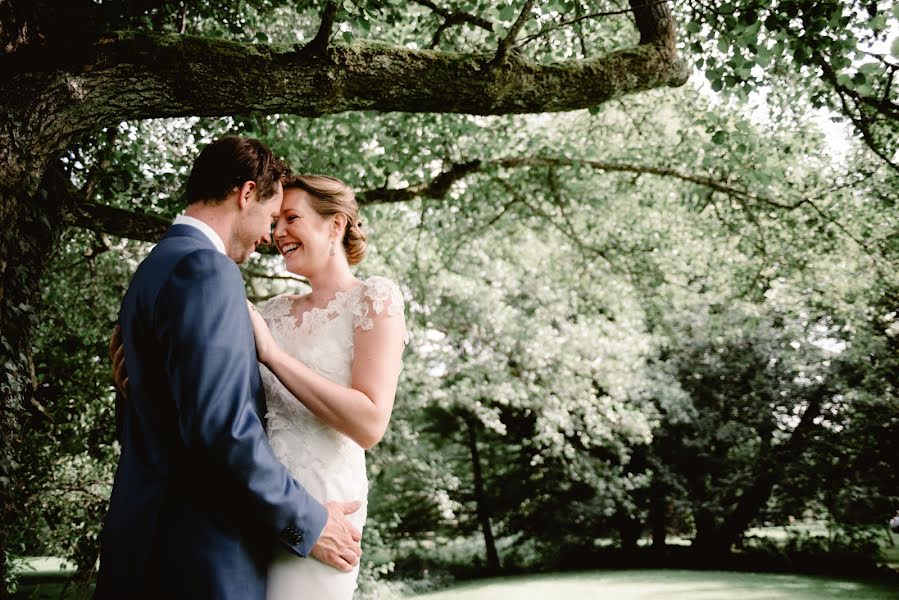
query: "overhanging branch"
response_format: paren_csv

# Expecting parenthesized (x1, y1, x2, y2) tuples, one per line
(4, 21, 689, 130)
(1, 1, 688, 198)
(66, 202, 171, 243)
(69, 154, 821, 244)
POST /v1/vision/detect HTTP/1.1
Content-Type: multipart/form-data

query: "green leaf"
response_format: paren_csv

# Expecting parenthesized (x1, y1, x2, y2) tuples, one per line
(342, 31, 355, 44)
(686, 21, 701, 34)
(858, 62, 883, 77)
(856, 82, 875, 96)
(891, 36, 899, 59)
(712, 131, 727, 144)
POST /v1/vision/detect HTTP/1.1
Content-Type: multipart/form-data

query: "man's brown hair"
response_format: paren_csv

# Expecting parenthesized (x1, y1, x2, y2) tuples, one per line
(185, 136, 289, 205)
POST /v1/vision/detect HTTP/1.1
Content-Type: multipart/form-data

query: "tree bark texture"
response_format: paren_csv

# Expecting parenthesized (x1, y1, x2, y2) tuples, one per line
(0, 167, 73, 593)
(2, 30, 687, 154)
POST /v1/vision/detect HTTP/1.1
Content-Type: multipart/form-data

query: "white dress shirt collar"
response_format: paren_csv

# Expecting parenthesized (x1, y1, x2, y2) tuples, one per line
(173, 214, 227, 255)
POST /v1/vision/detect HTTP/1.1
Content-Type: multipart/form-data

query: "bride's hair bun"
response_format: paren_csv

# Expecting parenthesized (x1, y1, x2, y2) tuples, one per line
(343, 217, 367, 266)
(283, 174, 367, 265)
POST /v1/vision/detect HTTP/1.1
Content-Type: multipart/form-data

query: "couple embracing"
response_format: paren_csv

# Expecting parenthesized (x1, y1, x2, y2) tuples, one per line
(95, 136, 408, 599)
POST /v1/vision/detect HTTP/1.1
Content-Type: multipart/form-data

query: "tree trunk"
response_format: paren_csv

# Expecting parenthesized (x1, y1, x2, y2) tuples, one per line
(716, 398, 824, 548)
(464, 416, 500, 572)
(649, 478, 667, 551)
(618, 513, 642, 552)
(0, 166, 72, 592)
(693, 396, 825, 555)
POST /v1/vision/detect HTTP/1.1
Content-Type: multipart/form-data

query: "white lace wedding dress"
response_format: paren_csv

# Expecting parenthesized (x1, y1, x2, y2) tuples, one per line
(256, 276, 406, 600)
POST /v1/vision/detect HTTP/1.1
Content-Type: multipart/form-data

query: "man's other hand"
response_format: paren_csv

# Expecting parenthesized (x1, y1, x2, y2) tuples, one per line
(109, 324, 129, 399)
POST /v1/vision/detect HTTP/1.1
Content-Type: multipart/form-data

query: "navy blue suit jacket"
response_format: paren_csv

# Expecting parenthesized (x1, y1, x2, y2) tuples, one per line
(95, 225, 327, 599)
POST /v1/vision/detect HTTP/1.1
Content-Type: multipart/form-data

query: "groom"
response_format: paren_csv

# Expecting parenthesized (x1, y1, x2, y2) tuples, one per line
(95, 137, 361, 599)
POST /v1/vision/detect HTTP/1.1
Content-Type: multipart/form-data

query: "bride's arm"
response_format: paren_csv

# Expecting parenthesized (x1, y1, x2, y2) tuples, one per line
(247, 300, 405, 449)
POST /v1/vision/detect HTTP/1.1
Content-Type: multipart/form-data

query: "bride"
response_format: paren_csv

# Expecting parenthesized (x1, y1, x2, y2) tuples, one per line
(247, 174, 408, 599)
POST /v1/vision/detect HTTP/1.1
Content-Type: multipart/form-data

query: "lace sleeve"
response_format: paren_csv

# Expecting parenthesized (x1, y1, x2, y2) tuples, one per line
(353, 276, 409, 345)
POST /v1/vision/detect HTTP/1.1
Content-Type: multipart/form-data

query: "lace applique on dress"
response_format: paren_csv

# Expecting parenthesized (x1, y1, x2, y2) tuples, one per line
(352, 276, 409, 345)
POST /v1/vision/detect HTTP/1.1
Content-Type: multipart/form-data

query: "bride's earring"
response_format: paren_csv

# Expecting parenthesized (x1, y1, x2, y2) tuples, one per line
(329, 239, 336, 256)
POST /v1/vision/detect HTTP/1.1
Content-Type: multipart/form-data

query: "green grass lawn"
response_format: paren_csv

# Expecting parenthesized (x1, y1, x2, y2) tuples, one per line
(14, 568, 898, 600)
(13, 523, 899, 598)
(406, 569, 899, 600)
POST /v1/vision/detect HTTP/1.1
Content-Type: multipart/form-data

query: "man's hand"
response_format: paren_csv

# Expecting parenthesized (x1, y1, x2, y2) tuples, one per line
(109, 324, 129, 399)
(309, 500, 363, 572)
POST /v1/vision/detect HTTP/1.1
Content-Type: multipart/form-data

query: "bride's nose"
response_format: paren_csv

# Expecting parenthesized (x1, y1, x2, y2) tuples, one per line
(272, 219, 286, 241)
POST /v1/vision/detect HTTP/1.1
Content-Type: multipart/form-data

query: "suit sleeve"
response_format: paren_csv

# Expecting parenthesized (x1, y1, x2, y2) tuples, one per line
(154, 248, 327, 557)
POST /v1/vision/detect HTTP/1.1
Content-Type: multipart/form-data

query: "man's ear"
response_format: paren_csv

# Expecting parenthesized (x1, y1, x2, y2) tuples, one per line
(236, 181, 257, 210)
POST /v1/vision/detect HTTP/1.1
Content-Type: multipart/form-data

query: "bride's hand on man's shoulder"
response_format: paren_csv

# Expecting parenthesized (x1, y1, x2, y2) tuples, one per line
(246, 300, 277, 366)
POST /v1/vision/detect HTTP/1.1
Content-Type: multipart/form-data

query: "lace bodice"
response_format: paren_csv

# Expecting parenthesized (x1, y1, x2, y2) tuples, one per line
(256, 276, 406, 522)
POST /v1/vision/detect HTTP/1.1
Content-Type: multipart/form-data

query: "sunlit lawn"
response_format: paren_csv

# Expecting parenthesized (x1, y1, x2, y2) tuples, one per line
(406, 570, 899, 600)
(12, 524, 899, 599)
(14, 569, 899, 600)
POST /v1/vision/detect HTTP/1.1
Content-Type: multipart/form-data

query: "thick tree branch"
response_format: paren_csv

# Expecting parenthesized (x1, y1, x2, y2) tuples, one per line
(241, 266, 307, 282)
(66, 161, 484, 242)
(69, 155, 795, 243)
(359, 160, 483, 203)
(66, 202, 171, 243)
(1, 2, 686, 199)
(2, 28, 688, 180)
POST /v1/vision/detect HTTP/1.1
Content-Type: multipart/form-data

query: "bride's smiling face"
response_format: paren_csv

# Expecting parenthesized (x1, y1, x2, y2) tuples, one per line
(273, 188, 335, 277)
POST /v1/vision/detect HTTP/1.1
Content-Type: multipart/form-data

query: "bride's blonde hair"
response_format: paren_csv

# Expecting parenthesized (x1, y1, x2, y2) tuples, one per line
(283, 174, 367, 265)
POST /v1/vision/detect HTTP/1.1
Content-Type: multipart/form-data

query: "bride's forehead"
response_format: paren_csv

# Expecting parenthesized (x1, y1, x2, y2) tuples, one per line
(282, 188, 313, 209)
